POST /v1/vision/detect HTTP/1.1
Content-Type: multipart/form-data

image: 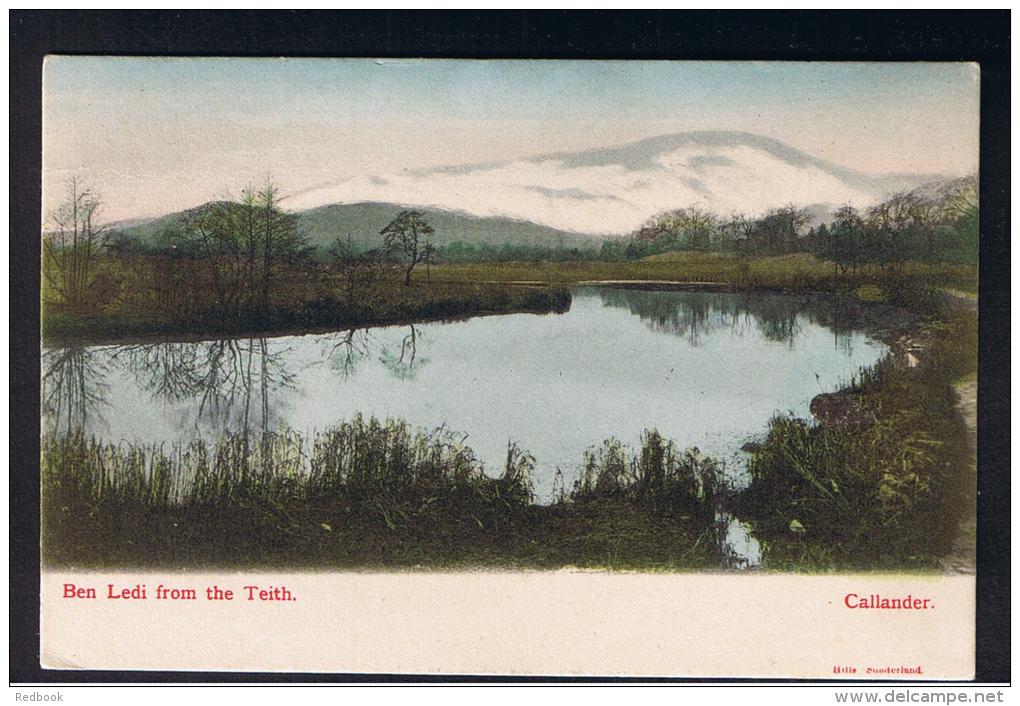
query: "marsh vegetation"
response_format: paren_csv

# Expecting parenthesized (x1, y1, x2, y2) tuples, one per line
(42, 419, 723, 569)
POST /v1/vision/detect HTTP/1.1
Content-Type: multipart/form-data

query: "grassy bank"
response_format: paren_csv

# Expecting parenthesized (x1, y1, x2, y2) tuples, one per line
(42, 417, 723, 570)
(432, 252, 979, 294)
(43, 261, 571, 343)
(734, 280, 978, 571)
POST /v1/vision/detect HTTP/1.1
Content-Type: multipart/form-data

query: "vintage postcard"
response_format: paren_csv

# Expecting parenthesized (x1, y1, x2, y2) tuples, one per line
(39, 57, 980, 677)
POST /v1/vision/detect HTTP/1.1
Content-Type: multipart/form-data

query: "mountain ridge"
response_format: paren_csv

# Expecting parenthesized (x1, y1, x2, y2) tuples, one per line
(107, 131, 968, 249)
(286, 130, 951, 234)
(110, 200, 600, 253)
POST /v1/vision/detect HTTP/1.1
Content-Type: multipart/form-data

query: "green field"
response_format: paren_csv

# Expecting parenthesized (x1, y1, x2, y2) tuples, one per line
(433, 252, 978, 292)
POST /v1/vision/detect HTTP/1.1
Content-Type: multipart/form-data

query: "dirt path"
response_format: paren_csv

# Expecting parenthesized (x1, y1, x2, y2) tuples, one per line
(941, 374, 977, 575)
(936, 287, 978, 574)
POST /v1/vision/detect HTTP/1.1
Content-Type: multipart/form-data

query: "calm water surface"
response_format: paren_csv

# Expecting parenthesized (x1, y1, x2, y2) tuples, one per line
(43, 287, 888, 563)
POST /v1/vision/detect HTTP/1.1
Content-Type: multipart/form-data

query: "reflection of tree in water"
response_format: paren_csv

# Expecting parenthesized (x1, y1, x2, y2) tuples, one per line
(319, 328, 374, 378)
(379, 325, 429, 380)
(42, 346, 112, 436)
(747, 295, 802, 345)
(597, 289, 799, 347)
(44, 324, 434, 443)
(110, 337, 297, 437)
(596, 288, 865, 351)
(797, 297, 890, 356)
(109, 342, 205, 403)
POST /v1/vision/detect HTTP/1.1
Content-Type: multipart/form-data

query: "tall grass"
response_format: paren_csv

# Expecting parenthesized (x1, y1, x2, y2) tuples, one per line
(43, 416, 535, 540)
(572, 430, 721, 519)
(41, 419, 725, 569)
(736, 303, 977, 570)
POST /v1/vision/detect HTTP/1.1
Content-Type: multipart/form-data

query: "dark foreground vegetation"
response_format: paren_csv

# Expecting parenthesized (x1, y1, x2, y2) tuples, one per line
(736, 279, 977, 571)
(42, 417, 723, 570)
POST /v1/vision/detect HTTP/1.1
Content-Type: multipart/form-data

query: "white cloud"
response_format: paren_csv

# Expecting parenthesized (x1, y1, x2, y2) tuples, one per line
(288, 141, 889, 235)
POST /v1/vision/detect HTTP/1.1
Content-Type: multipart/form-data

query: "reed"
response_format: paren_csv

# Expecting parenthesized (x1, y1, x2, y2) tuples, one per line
(736, 306, 977, 570)
(41, 419, 725, 569)
(572, 431, 721, 519)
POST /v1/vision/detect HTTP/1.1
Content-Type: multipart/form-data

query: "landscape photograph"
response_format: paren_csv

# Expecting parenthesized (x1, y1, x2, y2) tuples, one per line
(40, 58, 979, 574)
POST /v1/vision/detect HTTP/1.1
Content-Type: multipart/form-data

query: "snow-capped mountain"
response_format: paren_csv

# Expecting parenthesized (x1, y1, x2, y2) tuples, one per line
(287, 131, 945, 236)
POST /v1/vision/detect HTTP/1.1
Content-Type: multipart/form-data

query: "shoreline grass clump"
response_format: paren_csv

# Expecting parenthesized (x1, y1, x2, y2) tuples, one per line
(42, 417, 537, 567)
(572, 431, 721, 522)
(41, 420, 724, 570)
(734, 280, 977, 571)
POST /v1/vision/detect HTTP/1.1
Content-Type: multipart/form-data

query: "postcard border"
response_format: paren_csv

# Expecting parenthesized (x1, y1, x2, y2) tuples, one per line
(10, 9, 1011, 684)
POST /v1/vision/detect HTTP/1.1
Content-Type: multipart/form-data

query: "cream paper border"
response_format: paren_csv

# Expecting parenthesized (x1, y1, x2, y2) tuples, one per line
(41, 570, 975, 678)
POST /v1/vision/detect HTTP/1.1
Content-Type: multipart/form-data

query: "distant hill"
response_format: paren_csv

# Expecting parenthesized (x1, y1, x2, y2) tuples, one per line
(106, 200, 233, 248)
(109, 201, 599, 254)
(905, 175, 978, 204)
(287, 130, 947, 235)
(105, 132, 968, 253)
(296, 202, 596, 251)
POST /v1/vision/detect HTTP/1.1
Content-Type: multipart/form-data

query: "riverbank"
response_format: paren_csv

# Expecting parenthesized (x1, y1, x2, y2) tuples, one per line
(941, 374, 977, 575)
(432, 252, 978, 294)
(41, 420, 723, 570)
(42, 276, 571, 345)
(41, 253, 975, 344)
(733, 280, 978, 572)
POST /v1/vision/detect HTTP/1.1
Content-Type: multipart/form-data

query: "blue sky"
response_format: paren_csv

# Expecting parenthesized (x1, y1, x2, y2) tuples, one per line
(43, 58, 980, 221)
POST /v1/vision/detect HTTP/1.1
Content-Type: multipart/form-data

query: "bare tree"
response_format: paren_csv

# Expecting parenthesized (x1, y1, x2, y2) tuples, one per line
(827, 205, 864, 275)
(43, 177, 108, 312)
(637, 206, 719, 250)
(257, 182, 284, 311)
(906, 195, 947, 266)
(422, 238, 436, 283)
(751, 204, 808, 254)
(381, 210, 435, 286)
(173, 180, 308, 318)
(178, 200, 246, 314)
(723, 212, 755, 252)
(328, 234, 379, 307)
(664, 206, 719, 249)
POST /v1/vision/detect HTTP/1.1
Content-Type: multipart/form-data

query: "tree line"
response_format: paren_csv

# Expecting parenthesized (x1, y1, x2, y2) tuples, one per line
(609, 179, 978, 267)
(43, 174, 978, 316)
(43, 178, 440, 316)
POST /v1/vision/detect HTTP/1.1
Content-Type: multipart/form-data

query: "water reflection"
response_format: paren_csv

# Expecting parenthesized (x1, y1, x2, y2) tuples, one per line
(41, 289, 888, 506)
(594, 287, 892, 354)
(41, 345, 111, 436)
(717, 511, 764, 570)
(379, 325, 429, 380)
(40, 326, 428, 439)
(42, 288, 896, 567)
(42, 337, 303, 439)
(596, 289, 801, 347)
(320, 328, 374, 378)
